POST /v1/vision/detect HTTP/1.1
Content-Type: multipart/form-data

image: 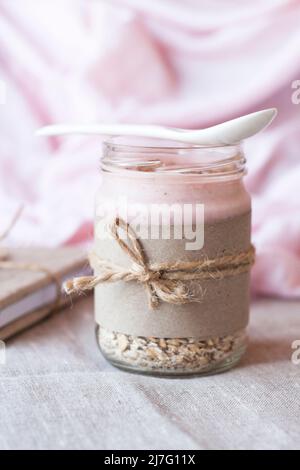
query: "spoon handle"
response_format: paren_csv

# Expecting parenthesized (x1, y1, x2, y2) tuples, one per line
(36, 108, 277, 145)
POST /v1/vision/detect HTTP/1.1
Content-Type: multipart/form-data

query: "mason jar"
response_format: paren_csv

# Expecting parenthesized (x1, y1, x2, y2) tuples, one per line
(94, 137, 253, 376)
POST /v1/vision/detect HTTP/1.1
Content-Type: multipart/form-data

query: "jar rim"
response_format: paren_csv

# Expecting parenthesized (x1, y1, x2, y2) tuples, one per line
(103, 136, 240, 151)
(101, 137, 246, 179)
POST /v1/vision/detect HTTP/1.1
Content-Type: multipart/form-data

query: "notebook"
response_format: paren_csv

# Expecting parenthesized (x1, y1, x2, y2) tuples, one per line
(0, 246, 90, 340)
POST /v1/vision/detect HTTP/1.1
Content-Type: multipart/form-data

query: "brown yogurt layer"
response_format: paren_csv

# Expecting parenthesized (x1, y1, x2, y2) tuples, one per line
(95, 212, 251, 340)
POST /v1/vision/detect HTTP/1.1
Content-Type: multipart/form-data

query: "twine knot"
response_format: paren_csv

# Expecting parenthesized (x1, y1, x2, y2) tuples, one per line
(64, 217, 255, 310)
(131, 262, 162, 283)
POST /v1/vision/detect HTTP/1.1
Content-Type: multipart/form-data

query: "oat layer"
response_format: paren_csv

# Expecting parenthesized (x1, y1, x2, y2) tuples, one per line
(97, 328, 246, 374)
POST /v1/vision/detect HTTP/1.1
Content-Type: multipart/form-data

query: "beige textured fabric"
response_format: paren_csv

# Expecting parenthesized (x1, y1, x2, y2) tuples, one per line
(0, 297, 299, 450)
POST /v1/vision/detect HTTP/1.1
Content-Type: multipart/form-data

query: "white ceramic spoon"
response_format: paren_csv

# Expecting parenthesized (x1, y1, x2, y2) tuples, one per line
(36, 108, 277, 146)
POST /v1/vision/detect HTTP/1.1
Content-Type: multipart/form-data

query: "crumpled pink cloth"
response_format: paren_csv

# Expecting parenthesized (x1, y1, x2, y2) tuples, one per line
(1, 0, 300, 298)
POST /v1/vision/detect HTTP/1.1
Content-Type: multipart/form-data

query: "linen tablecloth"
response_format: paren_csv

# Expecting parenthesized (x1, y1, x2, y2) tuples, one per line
(0, 297, 299, 450)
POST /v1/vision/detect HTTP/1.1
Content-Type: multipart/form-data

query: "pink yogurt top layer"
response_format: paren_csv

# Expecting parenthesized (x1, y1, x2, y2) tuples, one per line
(97, 172, 251, 224)
(98, 138, 250, 224)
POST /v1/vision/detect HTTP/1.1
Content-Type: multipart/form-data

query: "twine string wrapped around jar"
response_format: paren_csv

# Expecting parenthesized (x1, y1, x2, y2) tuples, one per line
(64, 217, 255, 310)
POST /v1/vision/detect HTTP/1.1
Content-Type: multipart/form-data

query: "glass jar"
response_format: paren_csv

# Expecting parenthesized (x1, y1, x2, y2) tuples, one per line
(94, 137, 252, 376)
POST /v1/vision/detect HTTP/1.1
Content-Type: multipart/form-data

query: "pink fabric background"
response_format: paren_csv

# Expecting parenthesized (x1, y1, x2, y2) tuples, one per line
(0, 0, 300, 298)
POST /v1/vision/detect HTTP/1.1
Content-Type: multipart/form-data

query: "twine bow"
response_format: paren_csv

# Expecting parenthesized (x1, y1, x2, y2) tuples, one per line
(64, 217, 255, 310)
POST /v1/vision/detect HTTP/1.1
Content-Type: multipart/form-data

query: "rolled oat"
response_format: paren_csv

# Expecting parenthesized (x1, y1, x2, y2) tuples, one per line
(98, 328, 246, 375)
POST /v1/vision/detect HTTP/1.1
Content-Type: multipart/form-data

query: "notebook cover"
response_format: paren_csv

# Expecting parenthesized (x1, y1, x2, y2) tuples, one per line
(0, 246, 89, 340)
